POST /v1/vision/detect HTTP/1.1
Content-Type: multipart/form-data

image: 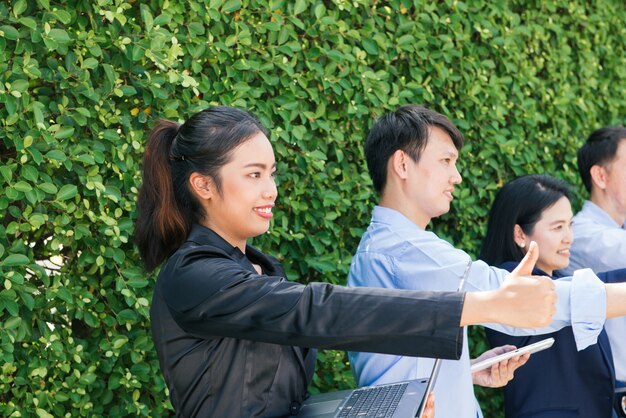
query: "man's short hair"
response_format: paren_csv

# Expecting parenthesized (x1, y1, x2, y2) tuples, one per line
(577, 126, 626, 193)
(364, 105, 464, 194)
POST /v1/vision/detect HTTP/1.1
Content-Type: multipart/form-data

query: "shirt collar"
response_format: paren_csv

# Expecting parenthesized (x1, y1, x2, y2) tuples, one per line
(581, 200, 626, 229)
(185, 223, 282, 275)
(372, 205, 425, 234)
(187, 223, 242, 257)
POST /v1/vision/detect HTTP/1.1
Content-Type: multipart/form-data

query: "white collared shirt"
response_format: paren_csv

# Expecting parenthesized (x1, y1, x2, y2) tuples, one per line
(349, 206, 607, 418)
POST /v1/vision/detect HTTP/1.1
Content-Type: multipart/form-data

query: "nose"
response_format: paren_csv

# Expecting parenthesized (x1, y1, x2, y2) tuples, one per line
(564, 224, 573, 243)
(263, 176, 278, 200)
(451, 164, 462, 185)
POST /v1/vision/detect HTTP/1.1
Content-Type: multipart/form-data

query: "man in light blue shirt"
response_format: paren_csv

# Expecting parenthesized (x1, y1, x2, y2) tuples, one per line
(561, 126, 626, 394)
(348, 105, 613, 418)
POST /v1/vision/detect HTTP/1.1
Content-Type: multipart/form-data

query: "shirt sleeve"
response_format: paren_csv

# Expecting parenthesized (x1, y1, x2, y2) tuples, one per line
(160, 254, 465, 360)
(389, 234, 606, 350)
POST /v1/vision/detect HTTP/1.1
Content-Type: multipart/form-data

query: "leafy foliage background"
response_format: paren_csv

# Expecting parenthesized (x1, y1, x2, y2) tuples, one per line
(1, 0, 625, 416)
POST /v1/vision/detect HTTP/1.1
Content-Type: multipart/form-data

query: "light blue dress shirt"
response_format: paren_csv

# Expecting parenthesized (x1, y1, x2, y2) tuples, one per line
(561, 200, 626, 383)
(348, 206, 606, 418)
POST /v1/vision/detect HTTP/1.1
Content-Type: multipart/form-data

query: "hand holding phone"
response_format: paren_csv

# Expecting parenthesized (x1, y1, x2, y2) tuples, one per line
(470, 338, 555, 373)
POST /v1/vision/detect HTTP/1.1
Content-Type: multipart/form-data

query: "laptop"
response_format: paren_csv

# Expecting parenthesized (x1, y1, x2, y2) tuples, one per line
(296, 378, 429, 418)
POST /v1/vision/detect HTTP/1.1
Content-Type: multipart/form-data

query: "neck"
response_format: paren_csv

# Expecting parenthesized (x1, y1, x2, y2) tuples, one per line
(379, 192, 430, 229)
(201, 219, 247, 253)
(590, 193, 626, 226)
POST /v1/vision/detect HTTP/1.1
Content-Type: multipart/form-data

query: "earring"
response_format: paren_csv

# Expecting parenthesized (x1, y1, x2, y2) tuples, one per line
(518, 242, 525, 248)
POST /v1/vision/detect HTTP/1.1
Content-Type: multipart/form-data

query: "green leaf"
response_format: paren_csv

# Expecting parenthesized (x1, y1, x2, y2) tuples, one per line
(13, 0, 27, 17)
(4, 316, 22, 330)
(13, 181, 32, 192)
(0, 166, 13, 183)
(56, 184, 78, 201)
(52, 10, 72, 25)
(140, 4, 153, 32)
(19, 17, 37, 29)
(11, 79, 29, 93)
(2, 254, 30, 266)
(222, 0, 241, 13)
(127, 277, 148, 288)
(112, 336, 129, 350)
(153, 13, 171, 27)
(35, 408, 54, 418)
(46, 150, 66, 161)
(56, 288, 73, 304)
(21, 165, 38, 182)
(293, 0, 307, 16)
(32, 101, 45, 129)
(82, 58, 98, 69)
(38, 183, 58, 194)
(102, 64, 116, 87)
(0, 25, 19, 40)
(54, 126, 75, 139)
(48, 29, 71, 44)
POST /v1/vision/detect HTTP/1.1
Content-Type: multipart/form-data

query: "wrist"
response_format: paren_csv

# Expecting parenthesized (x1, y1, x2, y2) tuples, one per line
(461, 290, 500, 326)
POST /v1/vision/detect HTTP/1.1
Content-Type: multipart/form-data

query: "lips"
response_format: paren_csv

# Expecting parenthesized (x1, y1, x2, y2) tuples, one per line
(444, 189, 455, 200)
(254, 205, 274, 219)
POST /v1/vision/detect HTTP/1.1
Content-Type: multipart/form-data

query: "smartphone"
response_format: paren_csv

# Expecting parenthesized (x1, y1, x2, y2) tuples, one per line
(470, 337, 555, 373)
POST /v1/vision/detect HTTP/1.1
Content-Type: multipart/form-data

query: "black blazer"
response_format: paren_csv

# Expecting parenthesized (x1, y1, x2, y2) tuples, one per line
(150, 224, 465, 417)
(487, 263, 624, 418)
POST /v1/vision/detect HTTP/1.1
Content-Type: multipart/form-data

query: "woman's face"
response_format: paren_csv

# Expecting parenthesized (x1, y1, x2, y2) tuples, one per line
(518, 196, 573, 275)
(201, 132, 277, 251)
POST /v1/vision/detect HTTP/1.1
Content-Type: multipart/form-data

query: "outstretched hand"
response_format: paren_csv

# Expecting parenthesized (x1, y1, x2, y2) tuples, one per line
(495, 241, 557, 328)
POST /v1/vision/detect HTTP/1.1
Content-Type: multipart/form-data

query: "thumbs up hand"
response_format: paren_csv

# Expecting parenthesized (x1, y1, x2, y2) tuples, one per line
(493, 241, 557, 328)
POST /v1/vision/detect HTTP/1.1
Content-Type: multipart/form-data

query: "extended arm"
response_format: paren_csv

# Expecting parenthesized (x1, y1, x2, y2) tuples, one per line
(162, 255, 466, 360)
(606, 282, 626, 318)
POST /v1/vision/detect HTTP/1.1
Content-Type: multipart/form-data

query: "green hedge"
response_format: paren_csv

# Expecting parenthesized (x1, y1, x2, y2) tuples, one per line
(1, 0, 624, 416)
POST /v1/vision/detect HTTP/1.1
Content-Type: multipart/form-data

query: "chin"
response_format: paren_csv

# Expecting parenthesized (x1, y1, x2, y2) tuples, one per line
(250, 226, 271, 238)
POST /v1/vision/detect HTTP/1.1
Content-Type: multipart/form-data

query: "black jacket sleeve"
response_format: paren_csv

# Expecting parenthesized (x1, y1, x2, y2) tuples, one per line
(161, 249, 464, 360)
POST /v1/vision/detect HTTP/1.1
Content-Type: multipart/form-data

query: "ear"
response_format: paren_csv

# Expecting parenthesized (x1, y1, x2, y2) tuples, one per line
(589, 164, 607, 190)
(390, 150, 410, 180)
(513, 224, 528, 250)
(189, 172, 214, 200)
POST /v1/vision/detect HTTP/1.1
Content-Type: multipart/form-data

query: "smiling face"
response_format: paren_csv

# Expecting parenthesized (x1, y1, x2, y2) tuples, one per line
(517, 196, 574, 275)
(404, 126, 462, 228)
(199, 132, 277, 251)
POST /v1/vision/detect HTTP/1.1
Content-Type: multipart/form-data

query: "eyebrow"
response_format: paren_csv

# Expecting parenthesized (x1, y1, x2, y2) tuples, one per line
(243, 162, 277, 169)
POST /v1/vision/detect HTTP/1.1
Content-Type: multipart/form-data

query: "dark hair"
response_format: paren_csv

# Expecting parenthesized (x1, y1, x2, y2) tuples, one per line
(364, 105, 464, 194)
(577, 126, 626, 193)
(135, 106, 268, 272)
(479, 174, 572, 266)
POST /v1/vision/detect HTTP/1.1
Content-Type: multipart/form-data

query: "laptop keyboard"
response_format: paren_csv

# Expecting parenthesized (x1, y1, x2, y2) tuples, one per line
(335, 383, 408, 417)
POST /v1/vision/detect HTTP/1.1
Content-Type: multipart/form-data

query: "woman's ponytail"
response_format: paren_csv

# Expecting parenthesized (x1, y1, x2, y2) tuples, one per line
(135, 120, 190, 272)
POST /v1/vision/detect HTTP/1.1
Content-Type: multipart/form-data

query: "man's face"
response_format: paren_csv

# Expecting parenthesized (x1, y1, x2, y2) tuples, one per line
(404, 126, 462, 228)
(602, 138, 626, 221)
